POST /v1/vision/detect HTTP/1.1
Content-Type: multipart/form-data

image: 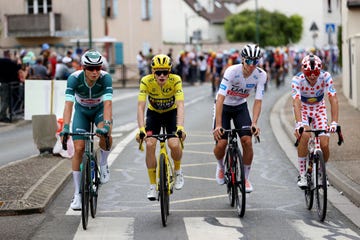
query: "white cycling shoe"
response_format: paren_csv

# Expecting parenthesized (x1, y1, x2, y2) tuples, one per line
(70, 193, 81, 210)
(147, 184, 157, 201)
(100, 164, 110, 184)
(175, 169, 184, 190)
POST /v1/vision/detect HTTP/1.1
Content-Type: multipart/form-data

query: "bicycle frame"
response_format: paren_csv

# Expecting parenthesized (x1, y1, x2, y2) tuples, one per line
(156, 136, 175, 195)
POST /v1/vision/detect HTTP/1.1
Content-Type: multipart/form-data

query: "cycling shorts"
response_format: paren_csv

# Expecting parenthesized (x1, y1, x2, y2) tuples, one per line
(214, 102, 252, 140)
(72, 104, 104, 140)
(145, 108, 177, 137)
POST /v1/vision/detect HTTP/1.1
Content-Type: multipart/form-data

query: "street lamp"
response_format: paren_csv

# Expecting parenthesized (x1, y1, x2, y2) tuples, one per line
(255, 0, 259, 44)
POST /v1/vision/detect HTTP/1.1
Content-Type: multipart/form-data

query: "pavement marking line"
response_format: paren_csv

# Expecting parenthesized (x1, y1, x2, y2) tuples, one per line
(184, 141, 214, 145)
(290, 219, 360, 239)
(185, 217, 244, 240)
(182, 162, 216, 167)
(184, 175, 216, 181)
(22, 159, 66, 200)
(151, 194, 228, 206)
(183, 150, 213, 155)
(73, 217, 134, 240)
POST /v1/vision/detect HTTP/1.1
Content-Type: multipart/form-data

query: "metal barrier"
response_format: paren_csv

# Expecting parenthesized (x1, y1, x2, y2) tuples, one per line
(109, 64, 141, 88)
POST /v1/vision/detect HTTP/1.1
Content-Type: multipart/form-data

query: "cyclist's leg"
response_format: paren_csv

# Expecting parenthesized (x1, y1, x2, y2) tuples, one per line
(165, 109, 184, 190)
(145, 110, 161, 199)
(296, 109, 311, 188)
(313, 104, 330, 163)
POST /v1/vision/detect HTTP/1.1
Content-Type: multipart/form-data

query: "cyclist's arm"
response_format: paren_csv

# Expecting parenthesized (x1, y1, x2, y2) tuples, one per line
(292, 98, 302, 123)
(176, 100, 184, 127)
(103, 100, 112, 123)
(215, 94, 225, 129)
(63, 101, 74, 126)
(328, 94, 339, 123)
(252, 99, 262, 126)
(137, 100, 146, 128)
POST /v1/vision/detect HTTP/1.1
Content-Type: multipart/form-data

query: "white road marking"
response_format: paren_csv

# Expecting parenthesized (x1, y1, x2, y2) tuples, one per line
(73, 217, 134, 240)
(184, 217, 244, 240)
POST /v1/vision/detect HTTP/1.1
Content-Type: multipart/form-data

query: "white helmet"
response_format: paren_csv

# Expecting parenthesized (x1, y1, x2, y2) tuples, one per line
(241, 44, 262, 59)
(81, 50, 104, 66)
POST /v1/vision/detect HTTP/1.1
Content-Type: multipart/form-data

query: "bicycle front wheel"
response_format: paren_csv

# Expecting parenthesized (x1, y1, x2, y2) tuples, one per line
(224, 151, 235, 207)
(81, 155, 90, 230)
(235, 148, 246, 217)
(159, 153, 169, 227)
(90, 157, 99, 218)
(315, 151, 327, 222)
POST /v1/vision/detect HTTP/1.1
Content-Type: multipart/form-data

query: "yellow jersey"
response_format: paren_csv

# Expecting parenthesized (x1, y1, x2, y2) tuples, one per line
(138, 73, 184, 113)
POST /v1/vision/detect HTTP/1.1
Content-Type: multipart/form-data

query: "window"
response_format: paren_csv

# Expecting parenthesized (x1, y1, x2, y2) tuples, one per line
(141, 0, 152, 21)
(102, 0, 118, 18)
(27, 0, 52, 14)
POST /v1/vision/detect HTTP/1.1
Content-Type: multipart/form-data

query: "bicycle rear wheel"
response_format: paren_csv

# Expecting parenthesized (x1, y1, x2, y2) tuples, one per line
(159, 153, 169, 227)
(235, 148, 246, 217)
(81, 155, 90, 230)
(315, 151, 327, 221)
(90, 156, 99, 218)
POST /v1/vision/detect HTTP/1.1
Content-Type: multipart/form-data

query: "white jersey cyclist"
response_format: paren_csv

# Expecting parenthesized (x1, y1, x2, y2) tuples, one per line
(217, 63, 267, 104)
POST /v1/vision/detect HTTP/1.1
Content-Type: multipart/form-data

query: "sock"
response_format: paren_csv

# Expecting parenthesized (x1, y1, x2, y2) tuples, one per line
(174, 160, 181, 171)
(73, 171, 81, 195)
(298, 157, 307, 175)
(244, 164, 251, 180)
(217, 159, 224, 169)
(100, 149, 110, 166)
(147, 168, 156, 185)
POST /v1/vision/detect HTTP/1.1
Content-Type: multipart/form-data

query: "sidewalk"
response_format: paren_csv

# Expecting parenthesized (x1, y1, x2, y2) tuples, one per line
(0, 76, 359, 220)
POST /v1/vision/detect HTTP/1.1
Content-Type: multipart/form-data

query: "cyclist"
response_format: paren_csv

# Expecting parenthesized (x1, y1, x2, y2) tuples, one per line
(213, 44, 266, 193)
(61, 49, 113, 210)
(136, 54, 186, 201)
(291, 54, 339, 188)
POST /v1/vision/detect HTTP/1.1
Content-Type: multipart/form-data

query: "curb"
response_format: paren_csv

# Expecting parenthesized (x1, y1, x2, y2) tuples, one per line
(0, 156, 72, 216)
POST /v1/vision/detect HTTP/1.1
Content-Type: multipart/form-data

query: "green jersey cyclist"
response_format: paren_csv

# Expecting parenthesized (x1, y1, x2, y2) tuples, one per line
(61, 50, 113, 210)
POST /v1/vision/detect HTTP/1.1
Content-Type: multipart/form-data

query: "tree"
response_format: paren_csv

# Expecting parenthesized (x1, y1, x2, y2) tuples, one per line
(224, 8, 303, 47)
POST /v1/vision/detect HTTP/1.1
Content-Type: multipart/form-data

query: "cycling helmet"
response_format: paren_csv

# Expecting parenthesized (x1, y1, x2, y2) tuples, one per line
(81, 50, 104, 66)
(151, 54, 172, 70)
(302, 54, 322, 77)
(241, 44, 261, 59)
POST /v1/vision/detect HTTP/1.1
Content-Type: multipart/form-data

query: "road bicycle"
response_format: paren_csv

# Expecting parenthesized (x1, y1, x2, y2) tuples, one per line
(62, 124, 110, 230)
(139, 127, 184, 227)
(221, 126, 259, 217)
(295, 125, 343, 222)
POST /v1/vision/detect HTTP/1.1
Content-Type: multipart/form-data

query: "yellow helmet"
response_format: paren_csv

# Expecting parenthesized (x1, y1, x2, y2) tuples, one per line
(151, 54, 172, 70)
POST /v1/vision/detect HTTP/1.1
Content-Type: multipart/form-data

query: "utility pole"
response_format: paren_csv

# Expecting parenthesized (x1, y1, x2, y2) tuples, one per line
(88, 0, 93, 49)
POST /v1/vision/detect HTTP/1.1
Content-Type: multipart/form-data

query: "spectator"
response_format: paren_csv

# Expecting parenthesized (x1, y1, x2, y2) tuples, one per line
(136, 51, 147, 81)
(198, 55, 207, 85)
(55, 56, 74, 80)
(30, 57, 49, 79)
(0, 50, 20, 122)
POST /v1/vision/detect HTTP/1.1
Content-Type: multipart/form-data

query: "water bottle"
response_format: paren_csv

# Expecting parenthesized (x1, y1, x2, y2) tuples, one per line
(90, 160, 95, 180)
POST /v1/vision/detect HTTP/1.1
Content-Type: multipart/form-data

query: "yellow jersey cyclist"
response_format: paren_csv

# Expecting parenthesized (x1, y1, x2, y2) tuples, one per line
(137, 54, 186, 201)
(61, 50, 113, 210)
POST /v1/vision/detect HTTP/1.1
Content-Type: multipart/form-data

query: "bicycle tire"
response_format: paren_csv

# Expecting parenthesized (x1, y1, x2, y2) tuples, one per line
(159, 153, 169, 227)
(315, 151, 327, 221)
(225, 151, 235, 207)
(305, 155, 314, 210)
(90, 156, 99, 218)
(235, 148, 246, 217)
(81, 155, 90, 230)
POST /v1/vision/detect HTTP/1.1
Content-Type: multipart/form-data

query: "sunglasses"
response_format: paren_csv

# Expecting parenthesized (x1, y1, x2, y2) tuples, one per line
(304, 69, 320, 78)
(154, 70, 170, 76)
(85, 66, 102, 71)
(244, 58, 259, 66)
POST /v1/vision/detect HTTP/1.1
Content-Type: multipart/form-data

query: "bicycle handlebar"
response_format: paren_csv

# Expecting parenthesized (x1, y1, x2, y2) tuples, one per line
(220, 126, 260, 143)
(294, 126, 344, 147)
(62, 132, 110, 150)
(138, 132, 184, 151)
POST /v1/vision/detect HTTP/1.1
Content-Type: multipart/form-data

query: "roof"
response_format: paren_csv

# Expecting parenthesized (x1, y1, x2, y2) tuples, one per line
(183, 0, 248, 24)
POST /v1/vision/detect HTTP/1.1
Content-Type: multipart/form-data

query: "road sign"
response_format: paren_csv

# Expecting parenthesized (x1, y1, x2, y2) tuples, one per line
(326, 23, 336, 33)
(310, 22, 319, 31)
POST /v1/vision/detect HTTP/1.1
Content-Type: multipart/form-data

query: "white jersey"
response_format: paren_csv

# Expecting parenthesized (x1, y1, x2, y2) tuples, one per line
(217, 64, 267, 106)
